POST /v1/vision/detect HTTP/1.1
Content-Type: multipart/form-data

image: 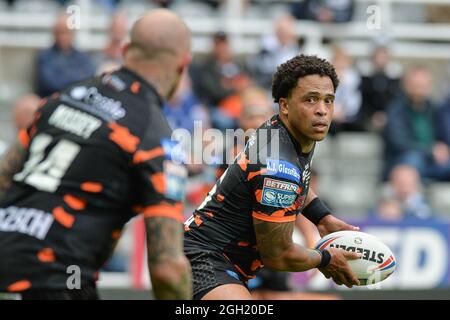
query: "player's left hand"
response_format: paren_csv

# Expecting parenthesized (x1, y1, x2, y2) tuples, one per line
(317, 215, 359, 238)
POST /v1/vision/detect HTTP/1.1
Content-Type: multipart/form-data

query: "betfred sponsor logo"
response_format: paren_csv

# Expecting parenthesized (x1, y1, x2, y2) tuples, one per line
(261, 178, 299, 208)
(263, 178, 298, 192)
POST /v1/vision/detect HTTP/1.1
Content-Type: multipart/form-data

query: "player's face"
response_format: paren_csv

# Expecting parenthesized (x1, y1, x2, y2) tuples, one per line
(282, 74, 335, 142)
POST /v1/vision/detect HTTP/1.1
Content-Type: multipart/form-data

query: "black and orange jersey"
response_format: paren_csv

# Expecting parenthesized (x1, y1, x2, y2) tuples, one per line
(184, 115, 314, 280)
(0, 68, 187, 292)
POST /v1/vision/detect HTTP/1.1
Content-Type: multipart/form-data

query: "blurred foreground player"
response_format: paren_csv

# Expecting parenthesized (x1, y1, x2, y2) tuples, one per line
(184, 55, 361, 300)
(0, 9, 192, 300)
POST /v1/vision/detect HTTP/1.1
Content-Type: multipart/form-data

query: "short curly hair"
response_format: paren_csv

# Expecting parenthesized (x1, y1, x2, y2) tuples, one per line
(271, 54, 339, 103)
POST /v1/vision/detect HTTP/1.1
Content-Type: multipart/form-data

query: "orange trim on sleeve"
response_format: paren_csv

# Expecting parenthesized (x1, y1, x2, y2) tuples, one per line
(247, 169, 267, 181)
(270, 202, 300, 217)
(252, 211, 296, 223)
(18, 129, 30, 148)
(254, 189, 262, 203)
(64, 194, 87, 210)
(133, 147, 165, 164)
(52, 207, 75, 228)
(7, 280, 31, 292)
(137, 202, 184, 222)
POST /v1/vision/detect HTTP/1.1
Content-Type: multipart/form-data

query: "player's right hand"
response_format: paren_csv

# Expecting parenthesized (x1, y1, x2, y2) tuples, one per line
(318, 247, 361, 288)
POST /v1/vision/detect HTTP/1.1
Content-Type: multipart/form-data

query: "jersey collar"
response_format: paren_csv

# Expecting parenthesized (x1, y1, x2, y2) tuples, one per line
(118, 67, 164, 107)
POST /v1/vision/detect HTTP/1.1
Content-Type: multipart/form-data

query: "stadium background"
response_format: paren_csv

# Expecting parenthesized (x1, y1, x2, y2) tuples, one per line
(1, 0, 450, 299)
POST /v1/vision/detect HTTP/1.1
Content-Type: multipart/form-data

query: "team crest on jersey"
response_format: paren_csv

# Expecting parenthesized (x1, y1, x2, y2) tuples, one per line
(260, 178, 299, 208)
(264, 159, 301, 183)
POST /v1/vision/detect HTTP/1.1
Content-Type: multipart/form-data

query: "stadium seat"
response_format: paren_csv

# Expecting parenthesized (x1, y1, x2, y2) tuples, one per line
(334, 132, 383, 179)
(119, 0, 157, 16)
(335, 132, 383, 159)
(428, 183, 450, 217)
(14, 0, 59, 12)
(321, 178, 378, 218)
(172, 1, 214, 18)
(314, 136, 333, 159)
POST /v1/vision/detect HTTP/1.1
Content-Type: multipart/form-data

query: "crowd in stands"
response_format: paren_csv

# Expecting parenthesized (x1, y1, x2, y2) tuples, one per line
(2, 2, 450, 274)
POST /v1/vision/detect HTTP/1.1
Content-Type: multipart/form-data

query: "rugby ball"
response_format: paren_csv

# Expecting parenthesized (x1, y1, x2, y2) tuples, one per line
(315, 231, 396, 286)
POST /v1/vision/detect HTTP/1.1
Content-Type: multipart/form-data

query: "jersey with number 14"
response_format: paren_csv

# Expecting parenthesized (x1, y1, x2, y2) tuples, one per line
(184, 115, 314, 280)
(0, 68, 187, 292)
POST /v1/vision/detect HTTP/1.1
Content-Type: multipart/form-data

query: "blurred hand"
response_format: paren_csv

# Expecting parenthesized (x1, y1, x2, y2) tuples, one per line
(319, 247, 361, 288)
(433, 142, 450, 166)
(317, 215, 360, 238)
(371, 111, 387, 131)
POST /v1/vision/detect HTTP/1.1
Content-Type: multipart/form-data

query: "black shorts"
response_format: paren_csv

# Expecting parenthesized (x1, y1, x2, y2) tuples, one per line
(185, 249, 248, 300)
(249, 269, 290, 292)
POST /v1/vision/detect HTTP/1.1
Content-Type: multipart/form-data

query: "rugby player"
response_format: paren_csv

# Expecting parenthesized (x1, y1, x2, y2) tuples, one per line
(0, 9, 192, 300)
(184, 54, 361, 300)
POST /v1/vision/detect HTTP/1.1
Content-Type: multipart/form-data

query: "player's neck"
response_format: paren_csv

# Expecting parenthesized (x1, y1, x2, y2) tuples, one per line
(279, 115, 315, 154)
(124, 61, 172, 99)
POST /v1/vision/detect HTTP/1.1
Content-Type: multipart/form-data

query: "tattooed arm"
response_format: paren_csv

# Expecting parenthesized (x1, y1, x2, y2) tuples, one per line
(145, 217, 192, 300)
(253, 218, 321, 272)
(0, 139, 27, 203)
(253, 218, 361, 287)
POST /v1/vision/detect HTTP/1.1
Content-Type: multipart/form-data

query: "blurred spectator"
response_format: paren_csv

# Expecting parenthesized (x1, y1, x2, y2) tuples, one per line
(426, 4, 450, 23)
(436, 94, 450, 148)
(12, 94, 40, 130)
(93, 12, 129, 75)
(239, 86, 274, 132)
(291, 0, 354, 23)
(93, 0, 121, 11)
(0, 141, 6, 157)
(163, 73, 210, 133)
(215, 86, 275, 181)
(0, 133, 7, 156)
(383, 66, 450, 181)
(201, 0, 225, 10)
(433, 95, 450, 180)
(190, 31, 250, 130)
(36, 14, 95, 98)
(152, 0, 174, 8)
(0, 94, 40, 156)
(360, 46, 401, 132)
(246, 14, 301, 90)
(329, 46, 363, 134)
(372, 165, 433, 220)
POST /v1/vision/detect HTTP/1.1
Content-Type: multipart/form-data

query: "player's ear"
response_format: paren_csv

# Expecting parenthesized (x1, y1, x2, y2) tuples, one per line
(178, 52, 192, 75)
(279, 98, 289, 117)
(122, 42, 130, 58)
